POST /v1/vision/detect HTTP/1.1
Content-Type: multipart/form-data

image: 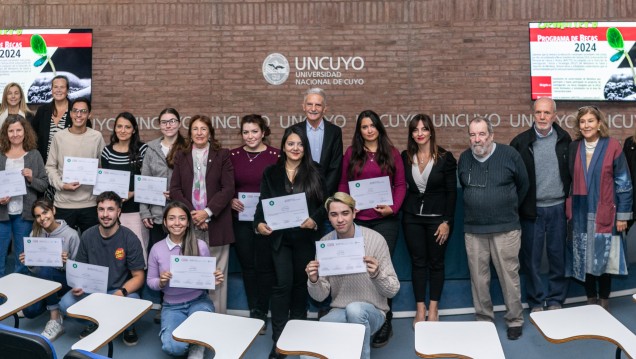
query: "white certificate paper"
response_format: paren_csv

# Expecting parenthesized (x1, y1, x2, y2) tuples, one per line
(238, 192, 260, 221)
(62, 157, 99, 185)
(316, 237, 366, 276)
(0, 169, 26, 198)
(134, 175, 167, 206)
(348, 176, 394, 210)
(23, 237, 63, 267)
(170, 255, 216, 290)
(66, 260, 109, 294)
(93, 168, 130, 199)
(262, 193, 309, 230)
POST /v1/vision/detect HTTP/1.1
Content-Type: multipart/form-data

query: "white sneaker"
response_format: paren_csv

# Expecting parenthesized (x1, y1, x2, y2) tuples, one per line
(41, 319, 64, 341)
(187, 344, 205, 359)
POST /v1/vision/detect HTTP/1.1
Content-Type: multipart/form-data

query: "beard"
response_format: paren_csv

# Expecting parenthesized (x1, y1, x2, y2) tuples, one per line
(471, 142, 491, 158)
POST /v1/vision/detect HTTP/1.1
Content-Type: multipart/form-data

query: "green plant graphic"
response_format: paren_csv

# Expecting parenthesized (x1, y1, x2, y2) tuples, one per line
(30, 34, 57, 75)
(607, 27, 636, 86)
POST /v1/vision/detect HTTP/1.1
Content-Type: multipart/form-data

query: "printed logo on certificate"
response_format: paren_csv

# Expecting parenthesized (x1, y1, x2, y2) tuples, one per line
(262, 193, 309, 230)
(66, 260, 109, 294)
(348, 176, 393, 210)
(316, 237, 366, 276)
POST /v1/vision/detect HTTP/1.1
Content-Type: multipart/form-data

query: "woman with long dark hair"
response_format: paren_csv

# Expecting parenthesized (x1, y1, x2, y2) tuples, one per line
(170, 115, 235, 314)
(147, 201, 224, 358)
(101, 112, 148, 260)
(230, 114, 279, 332)
(402, 114, 456, 324)
(337, 109, 406, 347)
(254, 126, 325, 359)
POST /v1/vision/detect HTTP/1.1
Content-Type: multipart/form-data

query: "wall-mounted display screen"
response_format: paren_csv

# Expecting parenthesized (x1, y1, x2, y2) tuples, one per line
(0, 28, 92, 104)
(529, 22, 636, 101)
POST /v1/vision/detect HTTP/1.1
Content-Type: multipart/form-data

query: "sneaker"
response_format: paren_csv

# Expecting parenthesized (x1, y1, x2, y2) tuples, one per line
(79, 323, 98, 339)
(507, 326, 522, 340)
(530, 306, 544, 313)
(41, 319, 64, 341)
(188, 344, 206, 359)
(371, 312, 393, 348)
(122, 328, 138, 346)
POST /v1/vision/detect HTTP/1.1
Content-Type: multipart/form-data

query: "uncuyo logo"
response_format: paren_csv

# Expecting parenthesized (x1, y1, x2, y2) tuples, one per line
(262, 53, 290, 85)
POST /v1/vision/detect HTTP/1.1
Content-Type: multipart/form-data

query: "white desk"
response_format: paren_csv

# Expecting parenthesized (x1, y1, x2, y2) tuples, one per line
(414, 321, 505, 359)
(276, 320, 365, 359)
(171, 311, 264, 359)
(0, 273, 61, 328)
(67, 293, 152, 357)
(530, 305, 636, 358)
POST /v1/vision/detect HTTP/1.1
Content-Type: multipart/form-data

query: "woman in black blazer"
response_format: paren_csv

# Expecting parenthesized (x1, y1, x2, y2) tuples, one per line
(401, 114, 457, 324)
(254, 126, 325, 359)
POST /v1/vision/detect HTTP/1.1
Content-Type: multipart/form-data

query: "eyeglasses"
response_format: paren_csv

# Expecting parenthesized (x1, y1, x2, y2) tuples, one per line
(467, 162, 489, 188)
(578, 105, 599, 111)
(71, 109, 88, 115)
(160, 118, 179, 127)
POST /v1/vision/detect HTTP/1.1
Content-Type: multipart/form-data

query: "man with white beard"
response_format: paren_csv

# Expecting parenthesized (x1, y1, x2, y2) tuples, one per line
(457, 117, 529, 341)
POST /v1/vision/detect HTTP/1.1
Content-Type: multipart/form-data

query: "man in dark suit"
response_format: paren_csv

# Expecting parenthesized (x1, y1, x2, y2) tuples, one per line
(291, 88, 343, 198)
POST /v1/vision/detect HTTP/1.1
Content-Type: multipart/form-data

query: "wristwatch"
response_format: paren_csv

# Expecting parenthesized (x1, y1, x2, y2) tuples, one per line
(119, 287, 128, 297)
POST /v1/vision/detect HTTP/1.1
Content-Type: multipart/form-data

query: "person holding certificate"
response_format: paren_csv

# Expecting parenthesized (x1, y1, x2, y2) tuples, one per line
(170, 115, 234, 314)
(229, 114, 279, 332)
(0, 115, 48, 275)
(401, 114, 457, 324)
(147, 201, 224, 358)
(254, 126, 325, 359)
(102, 112, 149, 259)
(337, 109, 405, 347)
(140, 108, 188, 252)
(0, 82, 34, 127)
(305, 192, 399, 359)
(18, 198, 80, 341)
(45, 98, 105, 233)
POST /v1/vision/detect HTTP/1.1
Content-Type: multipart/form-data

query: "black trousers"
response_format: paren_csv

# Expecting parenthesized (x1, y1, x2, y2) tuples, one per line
(584, 273, 611, 299)
(270, 230, 317, 342)
(55, 206, 97, 234)
(233, 219, 275, 316)
(403, 213, 449, 302)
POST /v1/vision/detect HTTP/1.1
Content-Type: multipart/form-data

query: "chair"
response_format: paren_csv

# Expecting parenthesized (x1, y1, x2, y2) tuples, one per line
(0, 322, 57, 359)
(64, 349, 110, 359)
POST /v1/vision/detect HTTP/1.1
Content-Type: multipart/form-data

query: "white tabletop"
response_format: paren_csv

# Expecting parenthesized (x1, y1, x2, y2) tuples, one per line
(414, 321, 505, 359)
(276, 320, 365, 359)
(0, 273, 61, 320)
(67, 293, 152, 352)
(171, 311, 264, 359)
(530, 304, 636, 357)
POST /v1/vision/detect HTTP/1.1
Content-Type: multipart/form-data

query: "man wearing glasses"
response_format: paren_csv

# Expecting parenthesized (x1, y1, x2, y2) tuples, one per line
(45, 98, 105, 233)
(458, 117, 529, 341)
(510, 98, 571, 315)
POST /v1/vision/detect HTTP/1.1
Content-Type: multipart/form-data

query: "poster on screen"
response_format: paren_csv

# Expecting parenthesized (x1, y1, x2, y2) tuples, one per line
(529, 22, 636, 101)
(0, 28, 92, 104)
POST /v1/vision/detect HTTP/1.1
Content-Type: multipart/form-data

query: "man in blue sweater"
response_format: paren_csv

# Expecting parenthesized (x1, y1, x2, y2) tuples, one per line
(458, 117, 529, 340)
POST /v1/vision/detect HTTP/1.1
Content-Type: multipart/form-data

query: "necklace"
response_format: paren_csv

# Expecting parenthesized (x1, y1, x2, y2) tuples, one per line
(417, 152, 430, 164)
(367, 151, 376, 162)
(246, 150, 263, 162)
(585, 140, 598, 153)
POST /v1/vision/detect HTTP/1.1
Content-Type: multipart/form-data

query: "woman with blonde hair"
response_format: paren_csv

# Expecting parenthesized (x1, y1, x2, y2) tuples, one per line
(0, 82, 33, 126)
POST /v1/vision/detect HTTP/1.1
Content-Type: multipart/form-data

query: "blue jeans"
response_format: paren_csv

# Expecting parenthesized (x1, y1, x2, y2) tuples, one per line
(520, 203, 568, 308)
(301, 302, 385, 359)
(160, 293, 215, 356)
(22, 267, 71, 318)
(59, 289, 141, 329)
(0, 214, 33, 275)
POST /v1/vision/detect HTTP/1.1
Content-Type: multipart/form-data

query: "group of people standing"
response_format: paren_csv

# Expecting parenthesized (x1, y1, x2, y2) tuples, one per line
(0, 78, 633, 359)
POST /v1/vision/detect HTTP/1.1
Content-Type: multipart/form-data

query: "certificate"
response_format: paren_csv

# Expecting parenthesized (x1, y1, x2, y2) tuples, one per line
(134, 175, 167, 206)
(170, 255, 216, 290)
(23, 237, 63, 267)
(262, 193, 309, 230)
(238, 192, 260, 221)
(348, 176, 393, 210)
(62, 157, 99, 185)
(66, 260, 109, 294)
(0, 169, 26, 198)
(316, 237, 366, 276)
(93, 168, 130, 199)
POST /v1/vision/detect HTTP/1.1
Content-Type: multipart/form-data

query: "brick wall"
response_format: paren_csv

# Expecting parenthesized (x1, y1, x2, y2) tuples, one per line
(2, 0, 636, 157)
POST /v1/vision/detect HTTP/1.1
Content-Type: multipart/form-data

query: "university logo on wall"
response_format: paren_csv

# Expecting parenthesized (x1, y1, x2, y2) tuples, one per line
(262, 53, 290, 85)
